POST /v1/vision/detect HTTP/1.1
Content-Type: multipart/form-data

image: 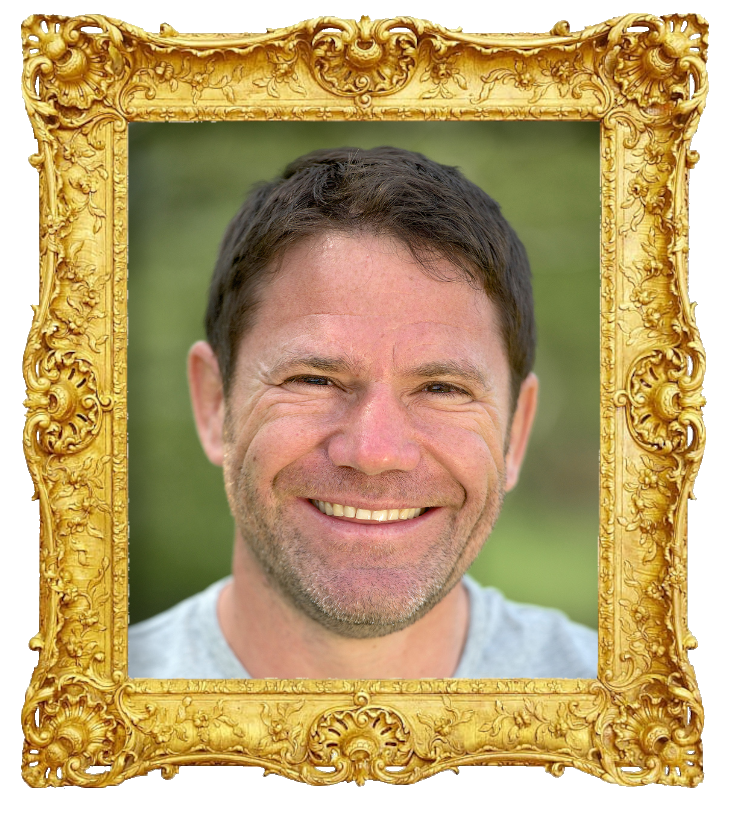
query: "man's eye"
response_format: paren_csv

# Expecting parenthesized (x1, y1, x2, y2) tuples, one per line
(423, 382, 470, 397)
(285, 375, 333, 387)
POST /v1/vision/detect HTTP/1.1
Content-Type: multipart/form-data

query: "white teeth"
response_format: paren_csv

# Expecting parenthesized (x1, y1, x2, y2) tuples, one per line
(312, 500, 426, 522)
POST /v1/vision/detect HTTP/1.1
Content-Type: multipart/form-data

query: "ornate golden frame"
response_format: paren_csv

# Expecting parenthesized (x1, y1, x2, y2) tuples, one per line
(20, 13, 707, 787)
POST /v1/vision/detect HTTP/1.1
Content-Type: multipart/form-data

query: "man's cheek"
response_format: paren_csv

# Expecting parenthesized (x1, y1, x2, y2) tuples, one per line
(423, 422, 503, 487)
(238, 421, 326, 491)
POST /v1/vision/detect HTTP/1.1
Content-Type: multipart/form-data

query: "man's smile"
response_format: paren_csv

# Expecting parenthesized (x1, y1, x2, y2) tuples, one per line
(310, 499, 427, 522)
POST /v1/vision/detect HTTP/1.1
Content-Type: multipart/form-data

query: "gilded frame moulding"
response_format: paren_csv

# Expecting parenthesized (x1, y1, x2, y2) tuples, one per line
(20, 12, 707, 787)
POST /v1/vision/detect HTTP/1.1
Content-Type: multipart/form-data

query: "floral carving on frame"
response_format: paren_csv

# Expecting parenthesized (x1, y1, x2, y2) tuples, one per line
(21, 13, 707, 787)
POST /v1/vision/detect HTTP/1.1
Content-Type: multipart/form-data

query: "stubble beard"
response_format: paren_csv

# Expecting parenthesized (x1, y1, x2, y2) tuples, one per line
(225, 455, 507, 639)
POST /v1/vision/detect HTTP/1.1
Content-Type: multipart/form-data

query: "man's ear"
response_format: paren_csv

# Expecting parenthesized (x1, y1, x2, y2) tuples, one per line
(188, 341, 226, 467)
(504, 372, 538, 492)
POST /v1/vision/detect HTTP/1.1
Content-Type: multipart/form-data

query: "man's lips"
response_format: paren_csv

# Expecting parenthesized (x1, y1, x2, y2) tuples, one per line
(309, 498, 430, 524)
(296, 498, 445, 559)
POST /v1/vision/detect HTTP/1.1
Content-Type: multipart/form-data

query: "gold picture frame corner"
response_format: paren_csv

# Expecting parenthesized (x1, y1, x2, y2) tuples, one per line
(21, 11, 707, 788)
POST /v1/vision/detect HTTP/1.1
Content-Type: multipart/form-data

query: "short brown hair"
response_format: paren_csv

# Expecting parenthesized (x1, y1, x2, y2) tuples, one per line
(206, 146, 535, 404)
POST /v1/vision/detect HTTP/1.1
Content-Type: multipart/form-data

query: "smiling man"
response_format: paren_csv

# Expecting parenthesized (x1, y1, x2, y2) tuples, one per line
(128, 146, 597, 680)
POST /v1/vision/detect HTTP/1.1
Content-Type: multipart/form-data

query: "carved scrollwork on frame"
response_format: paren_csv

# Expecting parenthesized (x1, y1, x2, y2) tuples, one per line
(610, 15, 708, 113)
(618, 348, 705, 456)
(22, 676, 125, 787)
(21, 13, 707, 788)
(25, 350, 108, 455)
(599, 680, 703, 786)
(306, 692, 419, 784)
(22, 16, 128, 118)
(310, 17, 419, 106)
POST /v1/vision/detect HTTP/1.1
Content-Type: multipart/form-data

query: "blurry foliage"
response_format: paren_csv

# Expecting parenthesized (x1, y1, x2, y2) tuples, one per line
(129, 120, 599, 628)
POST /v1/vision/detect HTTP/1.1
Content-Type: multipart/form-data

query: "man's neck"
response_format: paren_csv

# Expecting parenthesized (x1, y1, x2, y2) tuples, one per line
(216, 540, 470, 679)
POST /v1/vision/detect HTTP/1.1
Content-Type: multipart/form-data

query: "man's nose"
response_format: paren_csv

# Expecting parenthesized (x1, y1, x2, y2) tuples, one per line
(327, 385, 421, 475)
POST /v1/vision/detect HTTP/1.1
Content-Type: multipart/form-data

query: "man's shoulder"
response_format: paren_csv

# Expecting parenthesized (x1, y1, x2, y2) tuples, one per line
(457, 575, 598, 679)
(128, 577, 249, 679)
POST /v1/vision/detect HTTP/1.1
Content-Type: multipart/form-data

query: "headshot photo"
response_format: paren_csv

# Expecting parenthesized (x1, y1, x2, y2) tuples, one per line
(126, 121, 600, 680)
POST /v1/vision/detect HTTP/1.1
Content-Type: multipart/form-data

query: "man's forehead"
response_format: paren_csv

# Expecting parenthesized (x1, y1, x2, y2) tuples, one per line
(264, 232, 496, 319)
(238, 232, 510, 387)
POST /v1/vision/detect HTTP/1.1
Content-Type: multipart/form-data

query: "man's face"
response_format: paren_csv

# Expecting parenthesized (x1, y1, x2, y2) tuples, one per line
(216, 232, 526, 637)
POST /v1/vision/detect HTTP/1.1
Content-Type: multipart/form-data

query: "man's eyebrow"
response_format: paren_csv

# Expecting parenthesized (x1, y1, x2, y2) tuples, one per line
(404, 361, 490, 389)
(269, 354, 361, 377)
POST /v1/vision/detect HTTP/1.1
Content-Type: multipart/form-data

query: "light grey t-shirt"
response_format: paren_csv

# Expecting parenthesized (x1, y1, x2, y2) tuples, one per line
(128, 575, 597, 679)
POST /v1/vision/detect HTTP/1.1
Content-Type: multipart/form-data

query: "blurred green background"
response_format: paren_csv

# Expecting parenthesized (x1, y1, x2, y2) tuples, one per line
(128, 120, 600, 629)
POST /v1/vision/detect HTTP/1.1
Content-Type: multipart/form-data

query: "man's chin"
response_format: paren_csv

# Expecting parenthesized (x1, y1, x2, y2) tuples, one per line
(293, 569, 453, 639)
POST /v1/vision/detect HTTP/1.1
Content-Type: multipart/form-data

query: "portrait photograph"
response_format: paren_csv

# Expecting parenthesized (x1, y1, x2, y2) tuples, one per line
(4, 0, 733, 810)
(127, 119, 600, 679)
